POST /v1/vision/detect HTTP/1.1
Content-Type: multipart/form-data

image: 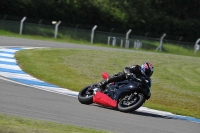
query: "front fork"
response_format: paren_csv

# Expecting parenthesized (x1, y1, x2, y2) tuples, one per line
(128, 92, 137, 100)
(121, 92, 138, 105)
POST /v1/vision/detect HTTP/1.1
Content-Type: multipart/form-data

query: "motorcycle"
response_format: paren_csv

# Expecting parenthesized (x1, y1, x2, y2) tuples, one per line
(78, 72, 151, 112)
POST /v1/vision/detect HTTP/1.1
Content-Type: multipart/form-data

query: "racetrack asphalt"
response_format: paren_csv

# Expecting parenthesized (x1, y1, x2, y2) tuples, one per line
(0, 36, 199, 133)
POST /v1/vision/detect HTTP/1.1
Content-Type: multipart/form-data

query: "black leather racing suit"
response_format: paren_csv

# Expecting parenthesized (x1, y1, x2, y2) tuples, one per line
(100, 65, 152, 93)
(101, 65, 142, 87)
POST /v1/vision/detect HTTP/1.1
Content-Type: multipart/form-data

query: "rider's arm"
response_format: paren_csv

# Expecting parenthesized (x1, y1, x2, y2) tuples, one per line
(123, 65, 140, 78)
(123, 66, 136, 79)
(123, 67, 131, 74)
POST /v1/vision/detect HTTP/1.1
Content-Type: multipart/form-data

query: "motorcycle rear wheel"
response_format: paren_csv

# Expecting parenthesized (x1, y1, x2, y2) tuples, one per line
(78, 85, 95, 105)
(117, 93, 145, 112)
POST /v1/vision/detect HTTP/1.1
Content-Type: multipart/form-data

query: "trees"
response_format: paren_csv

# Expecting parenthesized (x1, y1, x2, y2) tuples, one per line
(0, 0, 199, 41)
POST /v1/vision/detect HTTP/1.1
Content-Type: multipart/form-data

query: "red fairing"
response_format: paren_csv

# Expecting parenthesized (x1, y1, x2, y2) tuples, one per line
(93, 92, 117, 108)
(102, 72, 109, 80)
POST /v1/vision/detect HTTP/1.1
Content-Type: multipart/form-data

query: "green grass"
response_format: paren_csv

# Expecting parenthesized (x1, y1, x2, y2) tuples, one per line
(15, 48, 200, 119)
(0, 114, 110, 133)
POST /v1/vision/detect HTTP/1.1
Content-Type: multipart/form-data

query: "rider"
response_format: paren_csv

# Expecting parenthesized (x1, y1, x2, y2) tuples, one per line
(99, 62, 154, 90)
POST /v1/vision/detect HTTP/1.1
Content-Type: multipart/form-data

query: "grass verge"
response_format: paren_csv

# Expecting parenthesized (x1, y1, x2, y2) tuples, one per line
(0, 114, 110, 133)
(15, 48, 200, 119)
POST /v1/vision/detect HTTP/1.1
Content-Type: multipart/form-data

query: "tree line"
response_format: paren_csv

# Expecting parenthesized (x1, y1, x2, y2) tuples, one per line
(0, 0, 200, 42)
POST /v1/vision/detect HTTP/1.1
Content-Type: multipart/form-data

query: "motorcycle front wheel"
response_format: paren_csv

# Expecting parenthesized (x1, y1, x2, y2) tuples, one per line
(117, 93, 145, 112)
(78, 85, 96, 105)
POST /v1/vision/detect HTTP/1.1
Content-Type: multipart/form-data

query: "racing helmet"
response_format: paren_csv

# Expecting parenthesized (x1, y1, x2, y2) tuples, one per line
(141, 62, 154, 77)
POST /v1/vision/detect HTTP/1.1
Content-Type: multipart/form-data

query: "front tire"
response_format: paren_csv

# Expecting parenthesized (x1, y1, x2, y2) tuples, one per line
(78, 85, 95, 104)
(117, 93, 145, 112)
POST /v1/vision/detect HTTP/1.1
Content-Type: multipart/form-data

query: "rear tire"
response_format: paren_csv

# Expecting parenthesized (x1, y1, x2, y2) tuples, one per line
(117, 93, 145, 112)
(78, 85, 94, 104)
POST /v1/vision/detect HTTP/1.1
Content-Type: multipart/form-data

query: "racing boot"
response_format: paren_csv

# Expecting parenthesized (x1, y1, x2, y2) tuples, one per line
(99, 74, 124, 90)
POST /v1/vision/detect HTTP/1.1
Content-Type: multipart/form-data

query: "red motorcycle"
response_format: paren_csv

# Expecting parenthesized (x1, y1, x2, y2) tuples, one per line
(78, 72, 151, 112)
